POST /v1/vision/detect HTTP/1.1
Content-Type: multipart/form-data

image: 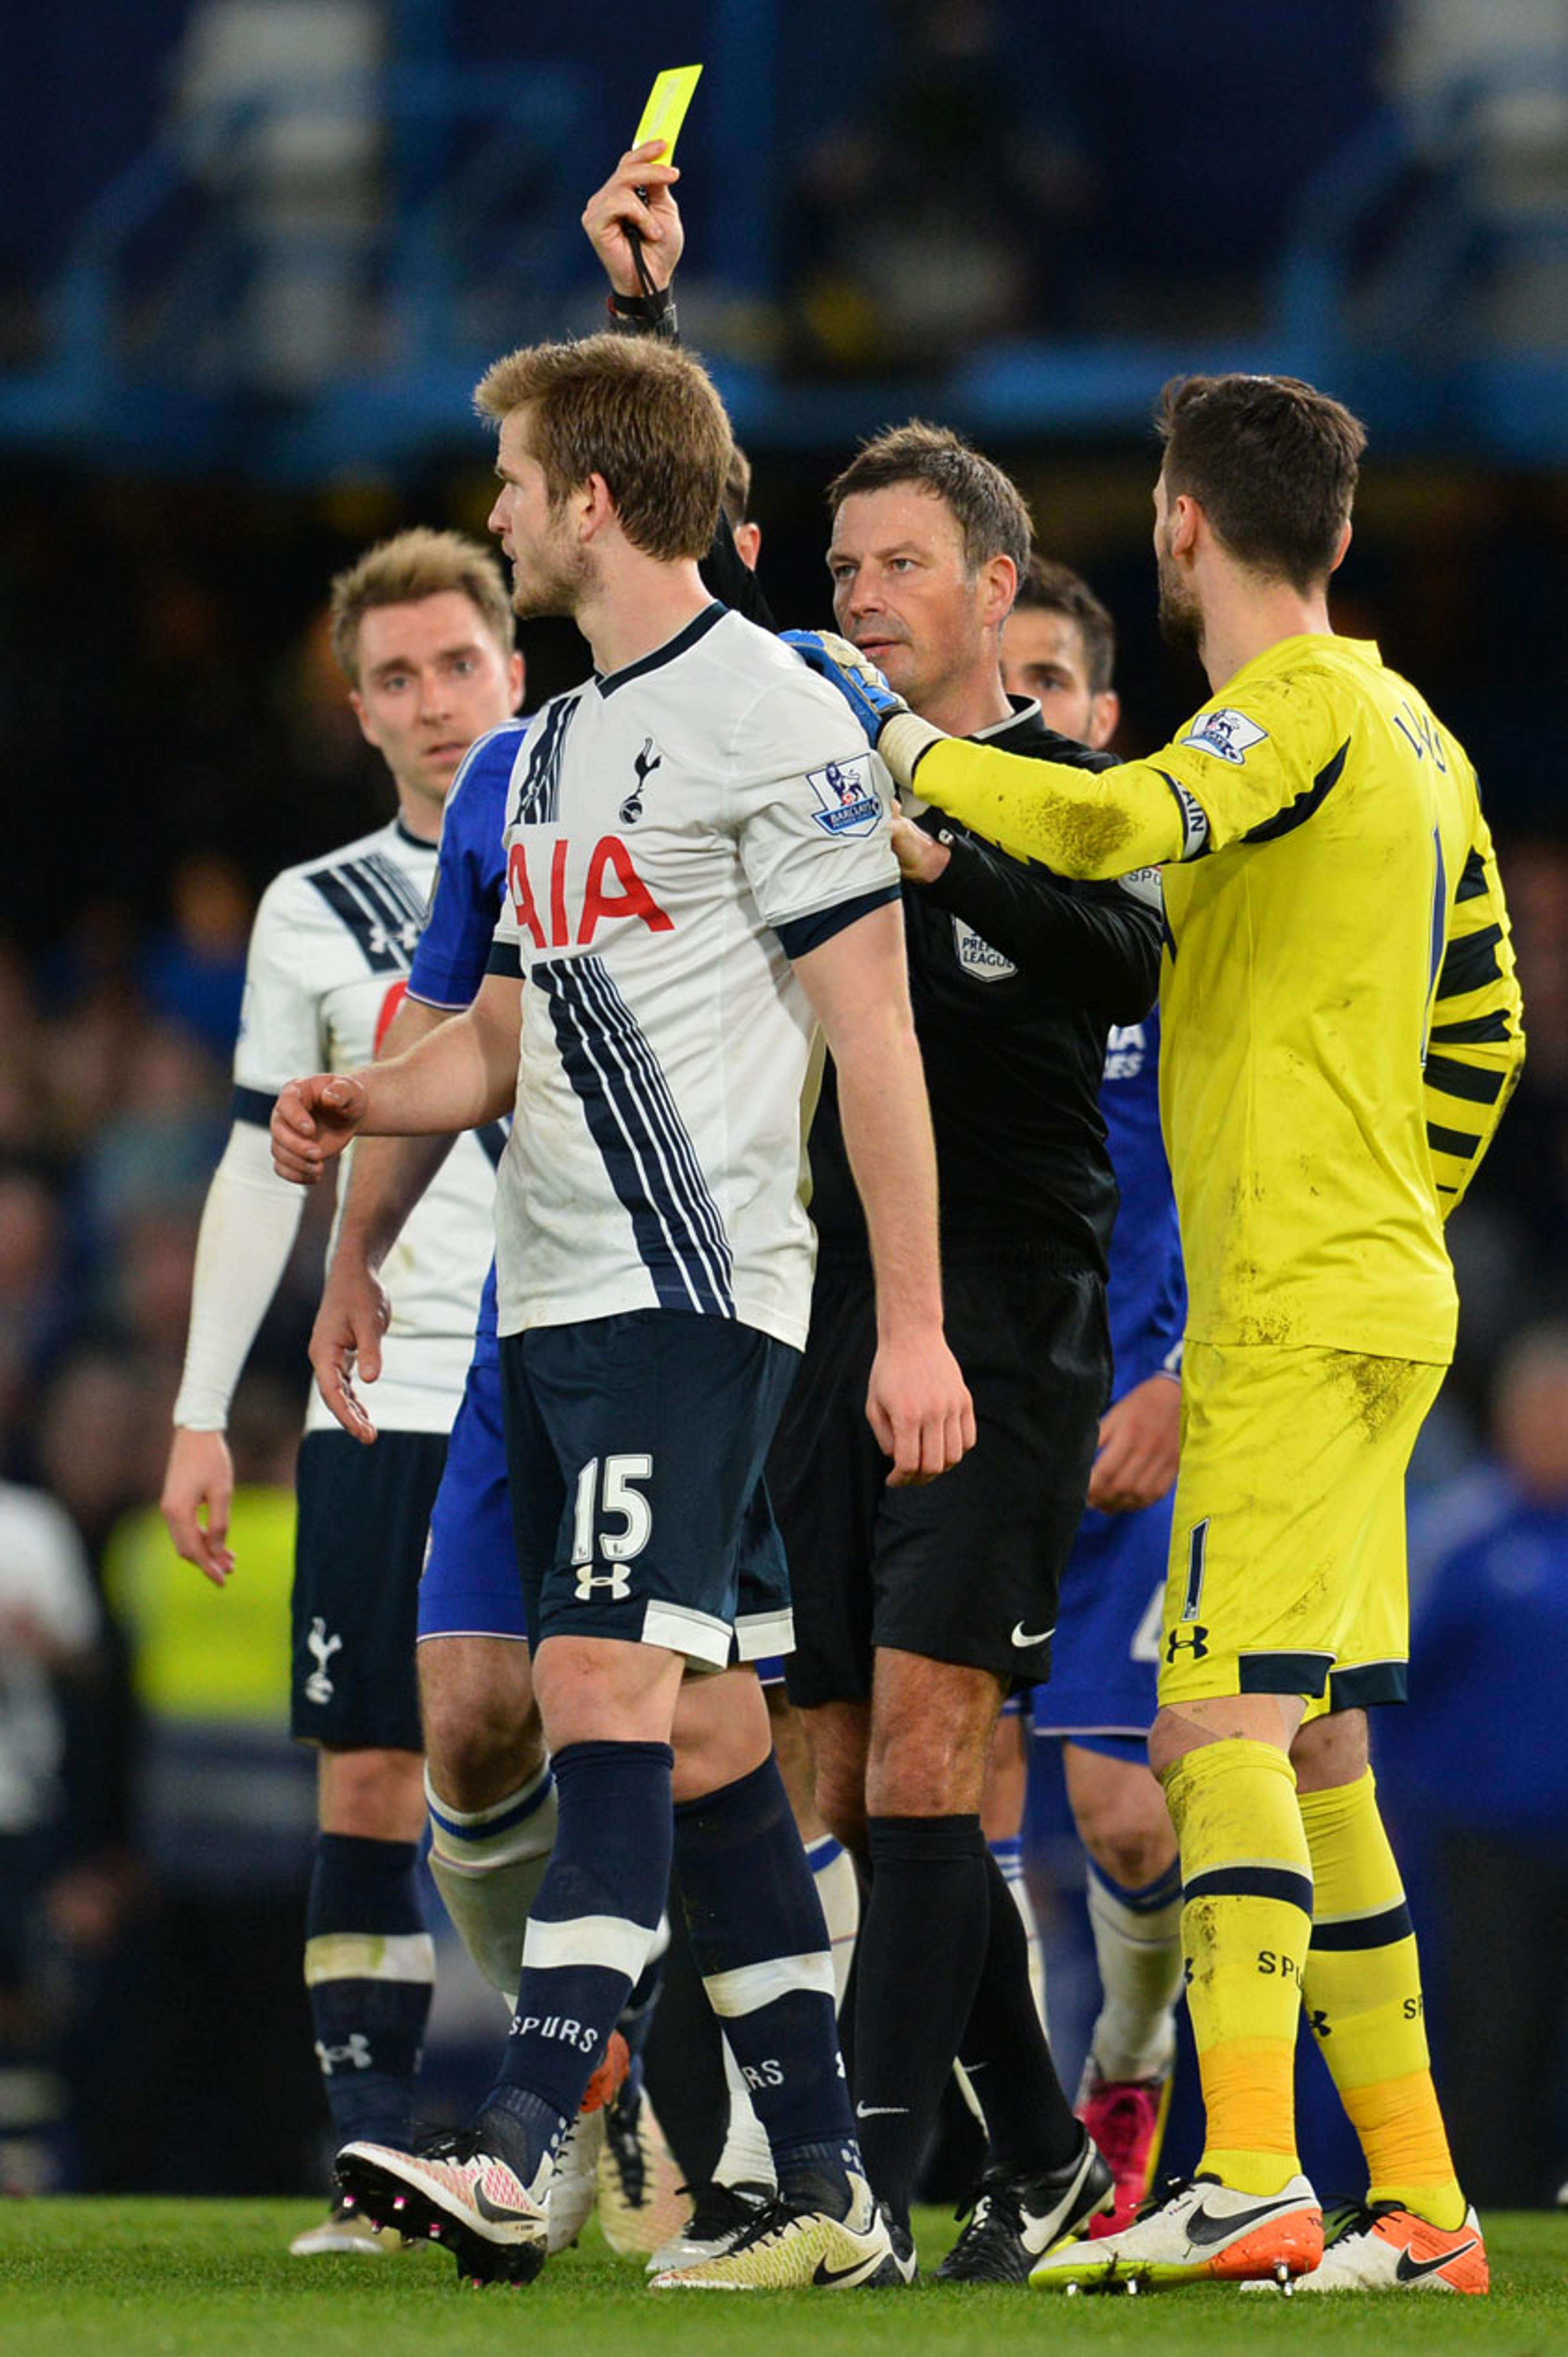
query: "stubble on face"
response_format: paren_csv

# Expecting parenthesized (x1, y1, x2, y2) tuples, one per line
(510, 530, 597, 624)
(1156, 538, 1203, 655)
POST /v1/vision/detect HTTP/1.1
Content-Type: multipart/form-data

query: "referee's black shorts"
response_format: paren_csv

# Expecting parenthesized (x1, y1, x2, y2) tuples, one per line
(771, 1244, 1110, 1707)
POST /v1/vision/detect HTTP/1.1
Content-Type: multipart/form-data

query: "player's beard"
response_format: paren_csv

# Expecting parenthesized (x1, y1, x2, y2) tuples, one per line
(1156, 544, 1202, 656)
(510, 535, 598, 622)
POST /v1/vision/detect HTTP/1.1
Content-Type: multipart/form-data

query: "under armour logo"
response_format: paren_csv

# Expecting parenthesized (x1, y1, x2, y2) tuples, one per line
(365, 917, 421, 959)
(1307, 2009, 1332, 2039)
(574, 1563, 632, 1603)
(314, 2032, 372, 2075)
(1165, 1623, 1210, 1663)
(305, 1617, 342, 1703)
(619, 737, 662, 825)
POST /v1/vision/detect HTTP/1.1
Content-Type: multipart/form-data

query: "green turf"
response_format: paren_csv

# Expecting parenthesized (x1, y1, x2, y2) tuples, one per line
(0, 2200, 1562, 2357)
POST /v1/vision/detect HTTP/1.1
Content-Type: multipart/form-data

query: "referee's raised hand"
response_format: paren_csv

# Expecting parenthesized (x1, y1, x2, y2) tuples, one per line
(581, 138, 684, 298)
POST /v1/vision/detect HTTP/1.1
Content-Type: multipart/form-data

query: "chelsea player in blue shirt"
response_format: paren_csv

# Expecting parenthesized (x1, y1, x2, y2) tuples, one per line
(998, 562, 1186, 2237)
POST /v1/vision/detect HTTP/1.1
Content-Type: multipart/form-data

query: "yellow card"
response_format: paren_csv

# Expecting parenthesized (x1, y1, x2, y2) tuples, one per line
(633, 65, 703, 165)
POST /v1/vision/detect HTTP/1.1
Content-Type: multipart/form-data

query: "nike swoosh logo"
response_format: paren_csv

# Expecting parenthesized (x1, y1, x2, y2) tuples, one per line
(472, 2181, 538, 2227)
(855, 2103, 908, 2118)
(1395, 2239, 1477, 2282)
(1187, 2194, 1304, 2246)
(1011, 1622, 1055, 1648)
(813, 2254, 882, 2286)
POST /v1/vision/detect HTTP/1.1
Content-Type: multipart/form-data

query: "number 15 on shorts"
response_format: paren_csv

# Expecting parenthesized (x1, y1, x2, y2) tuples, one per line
(572, 1454, 653, 1601)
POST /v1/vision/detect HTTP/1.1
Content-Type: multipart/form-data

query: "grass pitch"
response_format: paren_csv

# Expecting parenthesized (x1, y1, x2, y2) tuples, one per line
(0, 2199, 1562, 2357)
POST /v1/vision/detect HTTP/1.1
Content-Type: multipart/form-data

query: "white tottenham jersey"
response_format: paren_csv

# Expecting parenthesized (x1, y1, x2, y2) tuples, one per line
(236, 816, 500, 1431)
(489, 605, 900, 1350)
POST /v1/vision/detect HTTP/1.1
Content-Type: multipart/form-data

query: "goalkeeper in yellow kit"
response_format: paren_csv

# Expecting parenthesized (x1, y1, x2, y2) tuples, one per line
(787, 373, 1523, 2295)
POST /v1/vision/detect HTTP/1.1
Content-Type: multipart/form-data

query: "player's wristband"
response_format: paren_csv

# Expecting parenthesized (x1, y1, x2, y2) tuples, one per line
(606, 285, 678, 339)
(878, 709, 947, 790)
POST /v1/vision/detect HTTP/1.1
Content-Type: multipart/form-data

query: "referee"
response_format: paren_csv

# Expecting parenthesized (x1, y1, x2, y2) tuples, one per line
(776, 424, 1161, 2275)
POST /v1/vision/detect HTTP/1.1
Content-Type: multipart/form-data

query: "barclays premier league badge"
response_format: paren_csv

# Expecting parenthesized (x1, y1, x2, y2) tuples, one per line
(807, 755, 882, 838)
(1180, 707, 1268, 765)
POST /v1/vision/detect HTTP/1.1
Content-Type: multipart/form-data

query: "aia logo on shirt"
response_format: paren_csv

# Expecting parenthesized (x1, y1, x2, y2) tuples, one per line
(507, 834, 673, 950)
(806, 756, 882, 839)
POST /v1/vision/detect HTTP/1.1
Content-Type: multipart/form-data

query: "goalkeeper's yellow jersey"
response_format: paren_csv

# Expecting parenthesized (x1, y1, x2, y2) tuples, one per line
(904, 635, 1524, 1363)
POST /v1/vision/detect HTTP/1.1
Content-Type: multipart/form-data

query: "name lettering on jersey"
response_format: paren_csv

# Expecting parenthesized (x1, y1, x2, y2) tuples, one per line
(1392, 699, 1448, 773)
(1180, 707, 1268, 765)
(619, 736, 662, 826)
(951, 919, 1017, 982)
(806, 754, 882, 839)
(1103, 1021, 1146, 1081)
(507, 836, 674, 950)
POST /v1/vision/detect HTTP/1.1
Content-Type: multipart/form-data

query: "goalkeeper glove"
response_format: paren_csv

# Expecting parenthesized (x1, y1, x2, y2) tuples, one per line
(780, 629, 909, 745)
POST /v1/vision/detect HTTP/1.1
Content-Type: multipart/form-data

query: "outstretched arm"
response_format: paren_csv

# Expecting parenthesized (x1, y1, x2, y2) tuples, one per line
(792, 903, 974, 1484)
(893, 810, 1163, 1022)
(310, 994, 465, 1442)
(271, 972, 523, 1184)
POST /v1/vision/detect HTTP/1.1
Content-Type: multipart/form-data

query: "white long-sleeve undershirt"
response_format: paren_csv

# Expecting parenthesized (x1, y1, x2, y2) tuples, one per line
(171, 1120, 309, 1430)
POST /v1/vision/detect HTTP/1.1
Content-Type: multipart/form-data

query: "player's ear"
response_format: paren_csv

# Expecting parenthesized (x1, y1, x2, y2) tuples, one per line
(981, 552, 1017, 628)
(1087, 689, 1120, 752)
(1168, 493, 1203, 558)
(1328, 518, 1352, 576)
(733, 520, 762, 572)
(579, 471, 617, 540)
(507, 652, 526, 712)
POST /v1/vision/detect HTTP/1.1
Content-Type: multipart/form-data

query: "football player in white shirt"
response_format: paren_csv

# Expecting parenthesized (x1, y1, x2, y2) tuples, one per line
(160, 530, 523, 2253)
(272, 331, 971, 2291)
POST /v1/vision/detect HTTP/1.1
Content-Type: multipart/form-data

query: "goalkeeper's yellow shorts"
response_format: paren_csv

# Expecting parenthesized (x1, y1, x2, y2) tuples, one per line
(1156, 1340, 1446, 1718)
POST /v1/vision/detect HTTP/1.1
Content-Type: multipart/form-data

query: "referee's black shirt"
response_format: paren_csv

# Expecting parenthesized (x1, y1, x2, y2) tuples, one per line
(807, 698, 1161, 1277)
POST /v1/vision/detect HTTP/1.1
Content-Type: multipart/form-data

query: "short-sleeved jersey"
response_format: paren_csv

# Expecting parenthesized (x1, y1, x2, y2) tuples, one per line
(408, 724, 526, 1353)
(409, 721, 525, 1012)
(912, 636, 1525, 1364)
(486, 604, 900, 1349)
(1100, 1007, 1185, 1395)
(236, 816, 501, 1430)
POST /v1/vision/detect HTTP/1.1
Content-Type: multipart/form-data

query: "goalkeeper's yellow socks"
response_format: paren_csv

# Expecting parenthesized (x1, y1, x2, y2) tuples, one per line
(1163, 1739, 1312, 2197)
(1299, 1768, 1465, 2230)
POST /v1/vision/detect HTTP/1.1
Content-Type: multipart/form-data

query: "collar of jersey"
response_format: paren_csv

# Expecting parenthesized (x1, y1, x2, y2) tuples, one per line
(393, 816, 437, 851)
(594, 600, 727, 698)
(972, 693, 1039, 743)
